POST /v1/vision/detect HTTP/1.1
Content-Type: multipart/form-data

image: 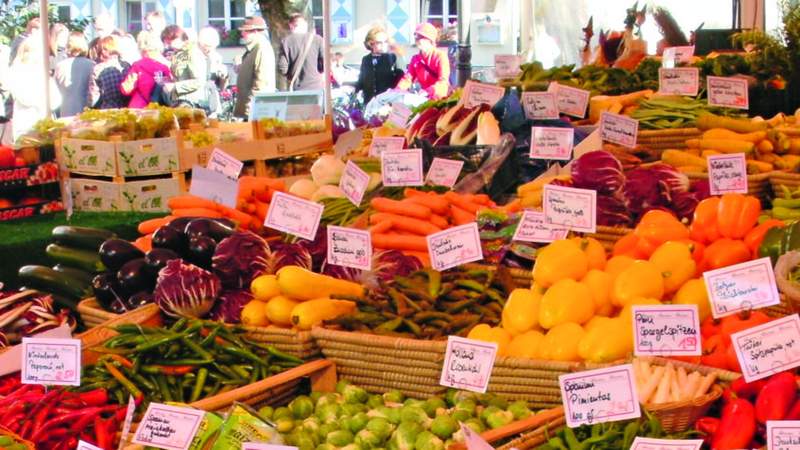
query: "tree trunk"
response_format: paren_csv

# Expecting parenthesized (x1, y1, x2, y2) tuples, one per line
(257, 0, 309, 90)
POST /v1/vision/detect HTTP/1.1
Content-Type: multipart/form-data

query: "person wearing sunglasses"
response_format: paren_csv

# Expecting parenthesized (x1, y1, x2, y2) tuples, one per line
(395, 22, 451, 100)
(355, 26, 403, 104)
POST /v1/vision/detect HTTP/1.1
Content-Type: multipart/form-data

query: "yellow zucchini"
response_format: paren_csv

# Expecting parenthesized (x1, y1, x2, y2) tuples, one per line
(701, 150, 722, 158)
(746, 160, 773, 173)
(277, 266, 364, 301)
(701, 128, 767, 143)
(697, 113, 768, 133)
(290, 298, 356, 330)
(757, 139, 774, 153)
(697, 139, 755, 154)
(661, 149, 706, 168)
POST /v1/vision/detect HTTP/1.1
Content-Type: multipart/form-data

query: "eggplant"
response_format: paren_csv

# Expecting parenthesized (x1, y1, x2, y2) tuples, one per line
(108, 298, 129, 314)
(98, 239, 144, 272)
(187, 236, 216, 269)
(184, 218, 235, 242)
(152, 225, 187, 254)
(124, 291, 153, 309)
(168, 217, 236, 232)
(144, 248, 180, 276)
(92, 272, 126, 311)
(117, 258, 156, 294)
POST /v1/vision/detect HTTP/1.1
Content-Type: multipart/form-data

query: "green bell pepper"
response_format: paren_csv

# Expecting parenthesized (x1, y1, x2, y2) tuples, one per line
(759, 221, 800, 264)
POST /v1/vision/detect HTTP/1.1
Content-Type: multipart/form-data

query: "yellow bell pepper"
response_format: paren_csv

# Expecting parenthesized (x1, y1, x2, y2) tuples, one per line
(649, 241, 697, 295)
(611, 260, 665, 307)
(605, 255, 636, 282)
(581, 269, 613, 316)
(467, 324, 512, 356)
(571, 237, 607, 270)
(542, 323, 585, 361)
(673, 278, 712, 322)
(532, 239, 589, 287)
(502, 288, 543, 336)
(577, 317, 633, 363)
(584, 316, 613, 333)
(539, 279, 594, 329)
(507, 330, 545, 359)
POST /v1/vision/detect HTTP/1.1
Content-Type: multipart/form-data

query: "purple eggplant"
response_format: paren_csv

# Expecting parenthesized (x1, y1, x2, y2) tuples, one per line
(117, 258, 156, 294)
(184, 218, 235, 242)
(152, 225, 187, 254)
(124, 291, 153, 309)
(188, 236, 217, 269)
(99, 239, 144, 272)
(92, 272, 126, 311)
(144, 248, 181, 276)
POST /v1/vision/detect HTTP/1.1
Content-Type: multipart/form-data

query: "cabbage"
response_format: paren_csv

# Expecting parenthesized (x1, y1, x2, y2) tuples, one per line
(268, 241, 313, 273)
(311, 155, 346, 185)
(154, 259, 221, 318)
(320, 250, 423, 287)
(671, 190, 700, 221)
(649, 163, 690, 195)
(597, 194, 632, 227)
(623, 167, 663, 216)
(571, 150, 624, 195)
(212, 231, 271, 289)
(210, 289, 254, 322)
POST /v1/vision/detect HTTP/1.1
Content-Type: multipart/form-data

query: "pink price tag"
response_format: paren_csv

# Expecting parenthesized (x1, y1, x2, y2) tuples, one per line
(462, 80, 506, 109)
(189, 165, 239, 208)
(426, 157, 464, 188)
(21, 337, 81, 386)
(707, 153, 748, 195)
(494, 55, 521, 79)
(264, 191, 323, 241)
(630, 437, 704, 450)
(439, 336, 497, 393)
(339, 160, 370, 206)
(632, 305, 702, 357)
(551, 83, 590, 118)
(530, 127, 574, 160)
(326, 226, 372, 271)
(659, 68, 699, 96)
(387, 103, 412, 128)
(663, 46, 695, 63)
(703, 257, 780, 318)
(560, 364, 641, 428)
(132, 403, 205, 450)
(543, 184, 597, 233)
(117, 395, 136, 450)
(512, 210, 568, 243)
(427, 223, 484, 271)
(368, 136, 405, 157)
(707, 76, 749, 110)
(381, 149, 424, 187)
(767, 420, 800, 450)
(459, 423, 494, 450)
(600, 112, 639, 148)
(522, 92, 559, 120)
(731, 314, 800, 382)
(206, 148, 243, 180)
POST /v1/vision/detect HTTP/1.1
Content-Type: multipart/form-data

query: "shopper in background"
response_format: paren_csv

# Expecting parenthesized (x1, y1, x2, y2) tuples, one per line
(120, 31, 171, 108)
(198, 26, 227, 90)
(7, 37, 60, 140)
(278, 13, 324, 91)
(395, 22, 451, 100)
(89, 36, 130, 109)
(49, 23, 69, 66)
(93, 12, 115, 39)
(9, 18, 40, 63)
(161, 25, 186, 61)
(54, 32, 94, 117)
(355, 26, 403, 104)
(234, 16, 275, 119)
(144, 11, 167, 36)
(161, 25, 211, 111)
(112, 30, 141, 65)
(331, 51, 346, 87)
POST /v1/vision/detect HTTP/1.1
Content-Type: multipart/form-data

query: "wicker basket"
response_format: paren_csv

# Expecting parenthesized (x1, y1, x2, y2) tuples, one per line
(464, 263, 533, 288)
(770, 170, 800, 195)
(0, 425, 35, 450)
(584, 225, 633, 252)
(637, 128, 702, 151)
(686, 171, 773, 204)
(645, 383, 724, 433)
(77, 297, 120, 328)
(763, 294, 797, 318)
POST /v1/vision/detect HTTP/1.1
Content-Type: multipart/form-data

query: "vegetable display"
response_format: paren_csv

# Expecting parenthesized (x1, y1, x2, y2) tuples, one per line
(536, 412, 692, 449)
(632, 359, 717, 405)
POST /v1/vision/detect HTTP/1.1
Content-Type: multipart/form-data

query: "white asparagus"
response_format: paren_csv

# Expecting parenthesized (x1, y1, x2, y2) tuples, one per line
(684, 372, 701, 400)
(653, 364, 674, 404)
(670, 372, 683, 402)
(695, 373, 717, 397)
(640, 360, 652, 380)
(677, 366, 688, 387)
(633, 360, 647, 400)
(640, 366, 666, 404)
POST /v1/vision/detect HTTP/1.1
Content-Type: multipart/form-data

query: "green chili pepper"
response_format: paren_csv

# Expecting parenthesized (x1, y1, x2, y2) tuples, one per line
(189, 368, 208, 402)
(133, 334, 184, 353)
(170, 318, 188, 332)
(181, 337, 213, 360)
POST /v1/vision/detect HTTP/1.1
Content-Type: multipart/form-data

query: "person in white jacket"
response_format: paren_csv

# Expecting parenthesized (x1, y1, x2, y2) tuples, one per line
(6, 37, 60, 141)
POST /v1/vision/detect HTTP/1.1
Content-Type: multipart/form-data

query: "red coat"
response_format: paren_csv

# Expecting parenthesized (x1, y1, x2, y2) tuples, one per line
(396, 49, 451, 99)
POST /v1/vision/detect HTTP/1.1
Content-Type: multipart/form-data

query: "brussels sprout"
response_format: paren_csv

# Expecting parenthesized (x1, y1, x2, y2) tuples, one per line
(485, 409, 514, 429)
(422, 397, 447, 418)
(389, 421, 424, 450)
(339, 445, 359, 450)
(290, 395, 315, 419)
(343, 384, 370, 404)
(400, 405, 431, 426)
(367, 394, 385, 409)
(481, 393, 508, 410)
(446, 390, 476, 407)
(370, 406, 400, 425)
(257, 405, 274, 421)
(454, 399, 477, 416)
(429, 415, 458, 439)
(327, 429, 355, 447)
(383, 390, 405, 404)
(336, 379, 352, 394)
(317, 403, 342, 423)
(342, 402, 368, 417)
(316, 445, 336, 450)
(317, 393, 342, 410)
(274, 406, 293, 420)
(344, 412, 371, 434)
(275, 417, 295, 433)
(508, 400, 532, 420)
(451, 408, 471, 423)
(366, 417, 394, 440)
(354, 429, 383, 448)
(295, 432, 316, 450)
(318, 422, 340, 441)
(403, 398, 423, 408)
(310, 391, 323, 404)
(302, 417, 322, 436)
(414, 431, 445, 450)
(480, 406, 501, 422)
(464, 418, 484, 434)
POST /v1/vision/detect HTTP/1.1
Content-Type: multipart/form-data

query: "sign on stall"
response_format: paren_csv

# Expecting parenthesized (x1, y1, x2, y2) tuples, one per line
(542, 184, 597, 233)
(427, 223, 484, 271)
(440, 336, 497, 393)
(206, 148, 243, 180)
(339, 160, 370, 206)
(658, 68, 699, 96)
(530, 127, 574, 160)
(731, 314, 800, 382)
(632, 305, 702, 356)
(21, 337, 81, 386)
(629, 437, 703, 450)
(381, 149, 424, 187)
(368, 137, 405, 157)
(494, 55, 522, 79)
(326, 226, 372, 271)
(521, 92, 559, 120)
(599, 112, 638, 148)
(703, 257, 780, 318)
(549, 82, 590, 118)
(707, 76, 749, 110)
(264, 191, 323, 241)
(707, 153, 748, 195)
(512, 210, 568, 243)
(560, 364, 641, 428)
(767, 420, 800, 450)
(462, 80, 506, 109)
(426, 158, 464, 188)
(132, 403, 205, 450)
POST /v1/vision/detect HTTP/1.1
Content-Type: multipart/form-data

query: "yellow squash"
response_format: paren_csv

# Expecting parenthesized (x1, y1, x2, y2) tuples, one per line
(277, 266, 364, 301)
(605, 255, 636, 282)
(290, 298, 356, 330)
(240, 300, 269, 326)
(611, 260, 665, 307)
(541, 323, 585, 362)
(467, 324, 512, 356)
(532, 240, 589, 287)
(264, 295, 300, 326)
(649, 241, 696, 294)
(538, 279, 594, 329)
(501, 288, 543, 336)
(507, 330, 545, 359)
(673, 278, 712, 322)
(250, 274, 281, 301)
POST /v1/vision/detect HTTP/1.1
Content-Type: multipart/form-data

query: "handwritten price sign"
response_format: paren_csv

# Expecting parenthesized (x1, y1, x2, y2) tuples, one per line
(630, 437, 703, 450)
(707, 76, 749, 110)
(560, 364, 641, 428)
(21, 337, 81, 386)
(339, 160, 370, 206)
(206, 148, 243, 180)
(427, 223, 484, 271)
(530, 127, 574, 160)
(132, 403, 205, 450)
(659, 68, 699, 96)
(543, 184, 597, 233)
(387, 103, 412, 128)
(512, 210, 568, 243)
(662, 46, 695, 67)
(439, 336, 497, 393)
(327, 226, 372, 271)
(189, 165, 238, 208)
(462, 80, 506, 109)
(550, 82, 590, 118)
(703, 257, 780, 318)
(368, 136, 405, 157)
(264, 191, 323, 241)
(381, 149, 424, 187)
(732, 314, 800, 382)
(600, 112, 639, 148)
(522, 92, 559, 120)
(426, 158, 464, 188)
(494, 55, 522, 79)
(767, 420, 800, 450)
(632, 305, 702, 357)
(707, 153, 748, 195)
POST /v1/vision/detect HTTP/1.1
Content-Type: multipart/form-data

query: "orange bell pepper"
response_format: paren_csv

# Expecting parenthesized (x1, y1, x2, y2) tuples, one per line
(700, 238, 751, 272)
(677, 238, 706, 269)
(743, 219, 784, 258)
(717, 194, 761, 240)
(632, 210, 689, 258)
(689, 197, 721, 244)
(612, 233, 649, 259)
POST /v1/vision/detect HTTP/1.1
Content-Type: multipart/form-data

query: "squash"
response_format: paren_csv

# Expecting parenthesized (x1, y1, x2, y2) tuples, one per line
(264, 295, 300, 326)
(290, 298, 356, 330)
(277, 265, 364, 301)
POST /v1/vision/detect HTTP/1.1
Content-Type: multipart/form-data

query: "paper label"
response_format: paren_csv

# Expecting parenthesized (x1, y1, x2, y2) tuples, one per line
(560, 364, 642, 428)
(632, 305, 702, 356)
(132, 403, 205, 450)
(243, 445, 299, 450)
(767, 420, 800, 450)
(707, 153, 748, 195)
(0, 323, 71, 377)
(326, 226, 372, 271)
(732, 314, 800, 382)
(387, 103, 412, 128)
(77, 441, 104, 450)
(21, 337, 81, 386)
(189, 165, 238, 208)
(118, 395, 136, 450)
(630, 437, 703, 450)
(439, 336, 497, 393)
(599, 112, 639, 148)
(512, 210, 568, 243)
(368, 136, 405, 157)
(543, 184, 597, 233)
(522, 92, 559, 120)
(462, 80, 506, 109)
(703, 257, 780, 318)
(426, 158, 464, 188)
(427, 223, 483, 271)
(707, 76, 749, 110)
(659, 68, 700, 96)
(662, 46, 695, 65)
(530, 127, 574, 160)
(339, 160, 370, 206)
(494, 54, 522, 79)
(460, 423, 494, 450)
(264, 191, 324, 241)
(206, 148, 243, 180)
(551, 82, 590, 118)
(381, 149, 424, 187)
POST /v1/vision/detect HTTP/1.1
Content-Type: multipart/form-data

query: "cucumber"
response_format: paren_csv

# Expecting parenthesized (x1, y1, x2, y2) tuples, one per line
(51, 226, 115, 250)
(46, 243, 106, 273)
(52, 264, 93, 286)
(18, 265, 90, 299)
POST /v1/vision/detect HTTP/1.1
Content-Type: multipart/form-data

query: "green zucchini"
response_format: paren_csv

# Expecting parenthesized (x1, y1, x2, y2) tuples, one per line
(18, 265, 90, 299)
(52, 264, 93, 286)
(45, 243, 106, 273)
(51, 226, 115, 250)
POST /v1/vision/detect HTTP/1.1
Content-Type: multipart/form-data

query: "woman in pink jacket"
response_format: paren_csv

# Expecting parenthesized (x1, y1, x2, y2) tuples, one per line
(120, 31, 172, 108)
(395, 23, 451, 100)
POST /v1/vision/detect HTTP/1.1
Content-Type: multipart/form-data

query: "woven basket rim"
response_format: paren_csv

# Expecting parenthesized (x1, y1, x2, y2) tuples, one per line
(644, 383, 723, 412)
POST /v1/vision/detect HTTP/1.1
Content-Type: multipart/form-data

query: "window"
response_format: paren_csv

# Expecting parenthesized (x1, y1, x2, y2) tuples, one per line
(50, 2, 71, 22)
(312, 0, 324, 36)
(126, 0, 156, 34)
(421, 0, 458, 31)
(208, 0, 247, 31)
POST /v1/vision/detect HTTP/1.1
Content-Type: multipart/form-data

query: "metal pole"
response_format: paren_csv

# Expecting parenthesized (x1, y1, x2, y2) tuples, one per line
(322, 0, 332, 115)
(40, 0, 51, 117)
(456, 0, 471, 87)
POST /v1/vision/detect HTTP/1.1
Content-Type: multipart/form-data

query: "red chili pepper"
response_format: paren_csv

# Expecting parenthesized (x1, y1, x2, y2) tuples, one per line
(74, 388, 109, 407)
(95, 416, 113, 449)
(695, 416, 721, 444)
(153, 365, 196, 375)
(29, 407, 104, 443)
(755, 371, 797, 424)
(712, 398, 757, 450)
(729, 377, 768, 401)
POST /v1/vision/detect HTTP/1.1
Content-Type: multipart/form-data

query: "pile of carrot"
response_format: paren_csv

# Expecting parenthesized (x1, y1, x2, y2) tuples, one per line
(368, 188, 496, 265)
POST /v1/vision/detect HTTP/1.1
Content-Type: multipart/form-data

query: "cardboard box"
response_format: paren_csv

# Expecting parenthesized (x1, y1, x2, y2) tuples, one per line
(70, 177, 180, 212)
(60, 137, 179, 177)
(60, 138, 117, 176)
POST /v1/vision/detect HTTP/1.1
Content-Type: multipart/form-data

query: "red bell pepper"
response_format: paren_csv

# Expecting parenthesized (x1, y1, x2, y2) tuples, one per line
(785, 397, 800, 420)
(695, 416, 720, 444)
(755, 371, 798, 423)
(702, 316, 723, 339)
(728, 377, 768, 401)
(712, 398, 757, 450)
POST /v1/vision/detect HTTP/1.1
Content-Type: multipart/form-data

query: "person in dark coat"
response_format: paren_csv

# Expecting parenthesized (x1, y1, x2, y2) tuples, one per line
(355, 26, 403, 105)
(277, 14, 324, 91)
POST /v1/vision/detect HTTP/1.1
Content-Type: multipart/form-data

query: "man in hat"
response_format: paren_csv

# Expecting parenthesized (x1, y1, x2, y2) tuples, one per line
(234, 15, 276, 119)
(396, 22, 451, 100)
(277, 13, 324, 91)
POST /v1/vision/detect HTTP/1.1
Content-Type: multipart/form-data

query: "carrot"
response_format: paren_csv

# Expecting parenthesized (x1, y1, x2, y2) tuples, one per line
(238, 176, 285, 197)
(502, 198, 522, 213)
(372, 233, 429, 252)
(444, 191, 482, 214)
(450, 205, 475, 225)
(403, 250, 431, 267)
(469, 194, 494, 206)
(403, 188, 427, 198)
(371, 197, 432, 219)
(370, 212, 441, 235)
(133, 234, 152, 253)
(138, 216, 174, 235)
(254, 201, 269, 222)
(369, 220, 394, 234)
(168, 195, 220, 211)
(219, 206, 255, 229)
(171, 207, 223, 218)
(429, 214, 449, 229)
(404, 193, 449, 215)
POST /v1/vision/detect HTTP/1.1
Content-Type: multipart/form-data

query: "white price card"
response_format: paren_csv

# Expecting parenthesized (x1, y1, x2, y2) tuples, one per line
(439, 336, 497, 393)
(543, 184, 597, 234)
(243, 445, 299, 450)
(381, 148, 424, 187)
(512, 210, 568, 243)
(662, 46, 695, 66)
(368, 136, 405, 157)
(462, 80, 506, 109)
(732, 314, 800, 382)
(560, 364, 642, 428)
(189, 165, 238, 208)
(426, 158, 464, 188)
(427, 222, 484, 271)
(550, 82, 590, 118)
(659, 68, 700, 96)
(707, 153, 748, 195)
(767, 420, 800, 450)
(387, 103, 412, 128)
(132, 403, 205, 450)
(530, 127, 574, 160)
(339, 160, 370, 206)
(77, 441, 104, 450)
(521, 92, 559, 120)
(207, 148, 243, 180)
(599, 112, 639, 148)
(707, 76, 750, 110)
(118, 395, 136, 450)
(494, 55, 522, 79)
(630, 437, 703, 450)
(632, 305, 702, 356)
(703, 257, 781, 318)
(264, 191, 323, 241)
(326, 226, 372, 271)
(21, 337, 81, 386)
(459, 422, 494, 450)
